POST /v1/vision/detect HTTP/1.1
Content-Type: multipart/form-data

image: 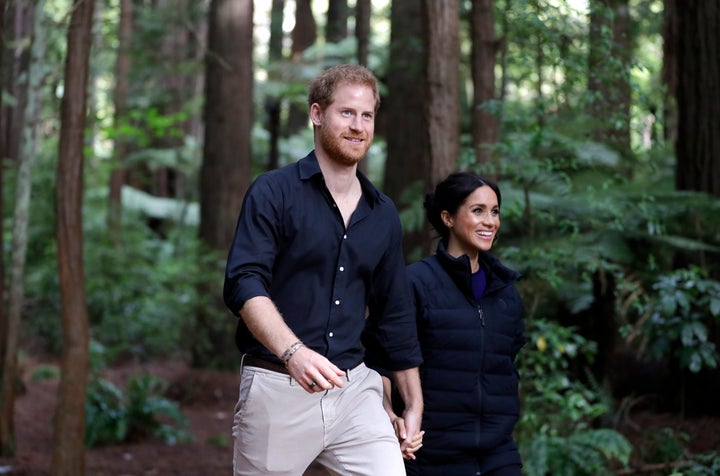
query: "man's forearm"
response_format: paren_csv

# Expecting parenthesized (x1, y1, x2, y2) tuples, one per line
(240, 296, 299, 359)
(393, 367, 423, 413)
(392, 366, 423, 450)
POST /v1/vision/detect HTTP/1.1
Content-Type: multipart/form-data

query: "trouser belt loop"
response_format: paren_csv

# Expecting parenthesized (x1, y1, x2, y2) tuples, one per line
(345, 360, 363, 382)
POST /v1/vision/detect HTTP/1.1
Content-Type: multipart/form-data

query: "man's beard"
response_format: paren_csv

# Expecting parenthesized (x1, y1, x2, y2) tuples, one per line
(318, 126, 371, 166)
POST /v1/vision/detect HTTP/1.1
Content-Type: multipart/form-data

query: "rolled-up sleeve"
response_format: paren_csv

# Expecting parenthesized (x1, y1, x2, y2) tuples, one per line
(366, 214, 423, 370)
(223, 175, 280, 315)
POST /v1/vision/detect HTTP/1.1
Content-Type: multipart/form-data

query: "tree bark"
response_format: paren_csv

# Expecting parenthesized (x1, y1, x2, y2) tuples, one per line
(0, 0, 45, 457)
(385, 0, 460, 258)
(384, 0, 430, 261)
(426, 0, 461, 188)
(675, 1, 720, 197)
(265, 0, 284, 171)
(355, 0, 371, 66)
(470, 0, 499, 167)
(107, 0, 133, 237)
(1, 2, 34, 165)
(325, 0, 348, 43)
(286, 0, 316, 136)
(196, 0, 254, 368)
(52, 1, 94, 474)
(661, 0, 678, 146)
(588, 0, 633, 165)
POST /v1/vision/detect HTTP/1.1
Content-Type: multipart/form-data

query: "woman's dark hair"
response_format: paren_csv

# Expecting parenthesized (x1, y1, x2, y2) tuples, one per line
(424, 172, 502, 242)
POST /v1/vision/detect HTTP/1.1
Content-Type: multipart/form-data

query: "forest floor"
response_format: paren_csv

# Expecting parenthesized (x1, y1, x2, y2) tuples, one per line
(0, 356, 719, 476)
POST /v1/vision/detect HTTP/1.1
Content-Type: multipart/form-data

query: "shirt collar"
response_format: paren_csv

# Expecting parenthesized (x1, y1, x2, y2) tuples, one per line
(298, 151, 384, 208)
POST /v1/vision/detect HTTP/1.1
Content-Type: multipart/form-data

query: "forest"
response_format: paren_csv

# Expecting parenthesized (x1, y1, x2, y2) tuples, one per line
(0, 0, 719, 475)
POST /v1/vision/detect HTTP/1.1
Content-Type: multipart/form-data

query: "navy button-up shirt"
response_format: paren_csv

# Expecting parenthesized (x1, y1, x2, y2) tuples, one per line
(223, 151, 422, 370)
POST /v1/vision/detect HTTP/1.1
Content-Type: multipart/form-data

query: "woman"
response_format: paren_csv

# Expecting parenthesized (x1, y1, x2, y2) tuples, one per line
(375, 172, 527, 475)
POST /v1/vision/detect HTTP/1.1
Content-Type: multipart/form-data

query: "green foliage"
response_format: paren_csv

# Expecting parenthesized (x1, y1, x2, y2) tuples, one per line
(639, 427, 688, 464)
(517, 318, 632, 475)
(85, 373, 192, 448)
(624, 267, 720, 373)
(675, 452, 720, 476)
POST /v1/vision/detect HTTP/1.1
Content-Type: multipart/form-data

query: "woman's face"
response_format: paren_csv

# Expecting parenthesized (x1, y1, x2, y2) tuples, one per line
(442, 185, 500, 257)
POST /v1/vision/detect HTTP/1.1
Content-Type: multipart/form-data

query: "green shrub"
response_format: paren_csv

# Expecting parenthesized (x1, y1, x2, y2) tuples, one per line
(517, 318, 632, 475)
(85, 372, 192, 448)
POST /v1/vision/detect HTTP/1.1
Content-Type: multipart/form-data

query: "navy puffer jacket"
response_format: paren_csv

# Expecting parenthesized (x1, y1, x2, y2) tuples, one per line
(408, 241, 526, 473)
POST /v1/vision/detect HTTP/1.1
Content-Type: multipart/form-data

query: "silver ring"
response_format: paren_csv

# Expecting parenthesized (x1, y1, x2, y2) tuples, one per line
(309, 382, 317, 388)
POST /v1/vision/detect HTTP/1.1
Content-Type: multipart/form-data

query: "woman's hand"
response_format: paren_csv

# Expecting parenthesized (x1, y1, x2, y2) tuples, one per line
(391, 415, 424, 459)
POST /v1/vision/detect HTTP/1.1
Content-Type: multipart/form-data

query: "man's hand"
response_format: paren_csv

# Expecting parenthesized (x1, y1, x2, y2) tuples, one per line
(391, 415, 424, 460)
(286, 346, 346, 393)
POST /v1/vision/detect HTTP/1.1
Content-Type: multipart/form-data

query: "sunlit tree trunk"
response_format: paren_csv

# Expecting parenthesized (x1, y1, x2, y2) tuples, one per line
(588, 0, 633, 168)
(0, 0, 44, 457)
(107, 0, 133, 237)
(265, 0, 284, 171)
(52, 1, 94, 474)
(195, 0, 253, 368)
(675, 1, 719, 197)
(426, 0, 460, 188)
(470, 0, 500, 167)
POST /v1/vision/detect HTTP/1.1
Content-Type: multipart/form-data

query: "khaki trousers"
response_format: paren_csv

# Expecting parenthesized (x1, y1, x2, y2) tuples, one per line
(232, 362, 406, 476)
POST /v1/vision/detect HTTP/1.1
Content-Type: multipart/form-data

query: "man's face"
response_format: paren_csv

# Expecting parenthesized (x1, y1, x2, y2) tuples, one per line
(311, 82, 376, 166)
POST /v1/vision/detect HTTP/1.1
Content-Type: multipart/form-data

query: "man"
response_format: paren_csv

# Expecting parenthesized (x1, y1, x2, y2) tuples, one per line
(224, 64, 423, 476)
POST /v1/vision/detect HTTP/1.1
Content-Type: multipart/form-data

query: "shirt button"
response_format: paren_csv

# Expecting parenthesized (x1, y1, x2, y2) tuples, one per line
(339, 266, 345, 272)
(329, 332, 334, 337)
(343, 234, 347, 239)
(335, 300, 341, 305)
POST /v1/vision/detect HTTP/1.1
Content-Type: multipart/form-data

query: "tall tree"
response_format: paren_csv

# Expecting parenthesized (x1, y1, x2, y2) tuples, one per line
(385, 0, 461, 258)
(426, 0, 461, 188)
(384, 0, 430, 261)
(1, 2, 34, 166)
(0, 0, 44, 457)
(355, 0, 371, 66)
(325, 0, 348, 43)
(588, 0, 633, 165)
(661, 0, 678, 146)
(265, 0, 284, 171)
(107, 0, 133, 236)
(470, 0, 500, 166)
(285, 0, 316, 135)
(195, 0, 253, 367)
(52, 1, 94, 474)
(0, 0, 9, 456)
(675, 1, 719, 197)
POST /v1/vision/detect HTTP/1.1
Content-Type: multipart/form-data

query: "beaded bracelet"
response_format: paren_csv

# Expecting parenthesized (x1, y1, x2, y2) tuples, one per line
(281, 340, 304, 367)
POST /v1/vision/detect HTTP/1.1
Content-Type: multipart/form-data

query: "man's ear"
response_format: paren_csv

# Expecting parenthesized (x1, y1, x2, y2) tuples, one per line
(310, 103, 323, 126)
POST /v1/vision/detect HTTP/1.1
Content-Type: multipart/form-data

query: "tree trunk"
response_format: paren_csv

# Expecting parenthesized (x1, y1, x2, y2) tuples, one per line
(661, 0, 678, 146)
(195, 0, 254, 368)
(675, 1, 720, 197)
(355, 0, 371, 66)
(325, 0, 348, 43)
(426, 0, 461, 189)
(265, 0, 284, 171)
(286, 0, 316, 136)
(470, 0, 499, 167)
(1, 2, 34, 165)
(0, 0, 45, 457)
(384, 0, 430, 262)
(588, 0, 633, 167)
(51, 1, 94, 474)
(107, 0, 133, 237)
(0, 0, 9, 457)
